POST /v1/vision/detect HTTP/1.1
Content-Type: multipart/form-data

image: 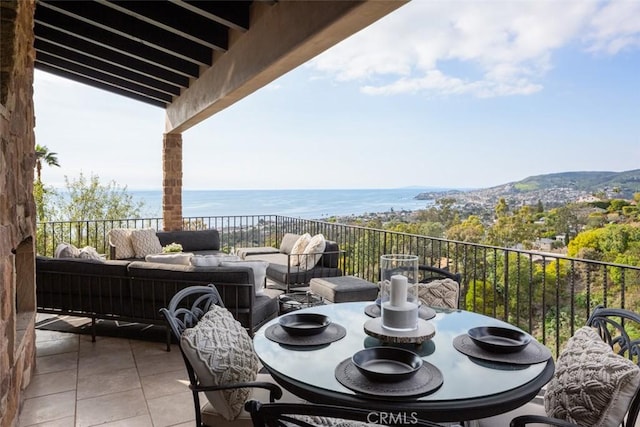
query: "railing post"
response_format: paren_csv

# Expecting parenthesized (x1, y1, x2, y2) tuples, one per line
(503, 249, 509, 322)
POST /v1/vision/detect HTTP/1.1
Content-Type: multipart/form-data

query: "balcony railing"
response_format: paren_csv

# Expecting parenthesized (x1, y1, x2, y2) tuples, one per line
(37, 215, 640, 358)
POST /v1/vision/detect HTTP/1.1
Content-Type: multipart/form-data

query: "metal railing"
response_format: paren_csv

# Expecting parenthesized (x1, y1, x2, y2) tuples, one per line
(37, 215, 640, 357)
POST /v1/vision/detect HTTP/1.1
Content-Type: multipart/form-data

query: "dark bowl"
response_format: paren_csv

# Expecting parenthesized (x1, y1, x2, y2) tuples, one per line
(352, 347, 423, 382)
(467, 326, 531, 353)
(278, 313, 331, 336)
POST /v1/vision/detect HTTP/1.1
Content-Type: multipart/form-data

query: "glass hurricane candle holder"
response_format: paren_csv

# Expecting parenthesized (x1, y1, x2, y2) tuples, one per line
(380, 254, 419, 331)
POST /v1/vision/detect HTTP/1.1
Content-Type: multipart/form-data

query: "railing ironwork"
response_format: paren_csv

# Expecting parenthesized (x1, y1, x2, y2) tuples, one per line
(37, 215, 640, 358)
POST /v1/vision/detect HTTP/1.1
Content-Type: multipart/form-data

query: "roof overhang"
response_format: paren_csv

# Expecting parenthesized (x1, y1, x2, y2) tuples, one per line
(34, 0, 408, 133)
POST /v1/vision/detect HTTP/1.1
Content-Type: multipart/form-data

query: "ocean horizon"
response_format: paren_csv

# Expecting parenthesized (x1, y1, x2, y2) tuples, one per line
(131, 188, 449, 220)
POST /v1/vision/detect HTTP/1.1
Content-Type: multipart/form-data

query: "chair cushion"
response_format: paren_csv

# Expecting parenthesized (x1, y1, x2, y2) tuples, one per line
(181, 305, 259, 421)
(130, 228, 163, 258)
(417, 279, 459, 309)
(289, 233, 312, 267)
(299, 234, 326, 271)
(544, 326, 640, 427)
(108, 228, 136, 259)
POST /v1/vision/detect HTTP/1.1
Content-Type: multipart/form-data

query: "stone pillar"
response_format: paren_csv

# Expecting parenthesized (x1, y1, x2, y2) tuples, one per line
(0, 1, 38, 426)
(162, 132, 183, 231)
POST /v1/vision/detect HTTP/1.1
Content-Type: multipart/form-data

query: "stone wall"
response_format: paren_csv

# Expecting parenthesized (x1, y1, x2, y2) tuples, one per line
(0, 1, 38, 426)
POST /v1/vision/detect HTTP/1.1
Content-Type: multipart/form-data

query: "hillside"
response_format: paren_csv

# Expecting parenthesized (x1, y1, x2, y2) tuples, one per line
(415, 169, 640, 209)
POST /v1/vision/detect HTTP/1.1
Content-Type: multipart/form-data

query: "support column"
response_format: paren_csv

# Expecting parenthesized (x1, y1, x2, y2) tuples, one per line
(162, 133, 183, 231)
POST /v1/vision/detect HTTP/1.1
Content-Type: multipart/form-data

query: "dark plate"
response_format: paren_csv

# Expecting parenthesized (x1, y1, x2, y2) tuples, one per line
(467, 326, 531, 353)
(351, 346, 423, 382)
(278, 313, 331, 336)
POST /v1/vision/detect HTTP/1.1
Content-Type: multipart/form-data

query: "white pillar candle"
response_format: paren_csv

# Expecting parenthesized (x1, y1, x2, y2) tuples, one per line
(389, 275, 408, 307)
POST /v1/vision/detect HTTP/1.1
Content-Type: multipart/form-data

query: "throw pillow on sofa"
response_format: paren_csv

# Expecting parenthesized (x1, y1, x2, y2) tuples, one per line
(181, 305, 258, 421)
(54, 242, 80, 258)
(130, 228, 163, 258)
(78, 246, 105, 262)
(108, 228, 136, 259)
(299, 234, 326, 271)
(289, 233, 311, 267)
(220, 260, 269, 295)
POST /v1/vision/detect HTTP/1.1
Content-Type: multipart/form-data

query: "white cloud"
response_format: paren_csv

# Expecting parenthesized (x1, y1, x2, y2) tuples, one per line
(586, 0, 640, 54)
(309, 0, 638, 98)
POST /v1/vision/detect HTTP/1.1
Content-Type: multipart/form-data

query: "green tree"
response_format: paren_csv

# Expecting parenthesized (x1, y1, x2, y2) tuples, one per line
(446, 215, 485, 243)
(34, 144, 60, 221)
(48, 172, 144, 221)
(34, 144, 60, 182)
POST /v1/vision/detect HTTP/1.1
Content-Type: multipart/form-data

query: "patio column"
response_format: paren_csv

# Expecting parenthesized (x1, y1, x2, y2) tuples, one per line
(162, 132, 182, 231)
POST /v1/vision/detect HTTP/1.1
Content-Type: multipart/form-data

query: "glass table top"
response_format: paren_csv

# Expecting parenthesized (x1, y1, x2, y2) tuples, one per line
(253, 302, 550, 402)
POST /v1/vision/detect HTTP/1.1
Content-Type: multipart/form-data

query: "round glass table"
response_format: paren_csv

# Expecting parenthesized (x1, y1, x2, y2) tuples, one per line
(253, 302, 555, 422)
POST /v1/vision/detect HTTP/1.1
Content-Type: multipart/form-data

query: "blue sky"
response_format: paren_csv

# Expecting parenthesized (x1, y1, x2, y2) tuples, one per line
(34, 0, 640, 191)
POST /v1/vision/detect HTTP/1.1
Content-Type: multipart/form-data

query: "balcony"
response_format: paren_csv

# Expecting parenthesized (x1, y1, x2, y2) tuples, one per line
(22, 214, 640, 424)
(36, 215, 640, 359)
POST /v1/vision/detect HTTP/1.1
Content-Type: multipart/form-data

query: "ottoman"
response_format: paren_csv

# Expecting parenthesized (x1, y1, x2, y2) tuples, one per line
(310, 276, 379, 303)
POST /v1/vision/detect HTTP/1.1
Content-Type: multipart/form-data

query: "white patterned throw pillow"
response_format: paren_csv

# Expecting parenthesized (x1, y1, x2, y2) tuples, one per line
(544, 326, 640, 427)
(289, 233, 311, 267)
(108, 228, 136, 259)
(299, 233, 326, 271)
(181, 305, 258, 421)
(417, 279, 459, 309)
(130, 228, 162, 258)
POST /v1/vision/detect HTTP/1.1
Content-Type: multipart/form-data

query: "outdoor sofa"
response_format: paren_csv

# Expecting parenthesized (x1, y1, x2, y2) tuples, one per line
(36, 228, 281, 348)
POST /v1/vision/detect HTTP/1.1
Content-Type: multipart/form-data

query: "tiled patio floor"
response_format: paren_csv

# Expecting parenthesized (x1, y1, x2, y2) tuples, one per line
(19, 322, 196, 427)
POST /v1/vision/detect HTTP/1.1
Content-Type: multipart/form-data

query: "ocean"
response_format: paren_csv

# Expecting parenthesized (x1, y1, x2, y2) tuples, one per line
(131, 188, 444, 220)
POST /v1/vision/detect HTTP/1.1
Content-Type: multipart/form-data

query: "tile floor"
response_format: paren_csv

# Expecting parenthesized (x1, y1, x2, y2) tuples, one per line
(19, 320, 197, 427)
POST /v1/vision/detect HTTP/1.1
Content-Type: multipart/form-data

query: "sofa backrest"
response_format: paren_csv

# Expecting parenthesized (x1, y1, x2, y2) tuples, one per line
(156, 229, 220, 252)
(321, 241, 340, 268)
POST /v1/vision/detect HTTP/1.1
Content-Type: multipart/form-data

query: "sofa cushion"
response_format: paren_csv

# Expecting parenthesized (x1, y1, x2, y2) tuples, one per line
(279, 233, 301, 255)
(181, 305, 258, 421)
(108, 228, 136, 259)
(130, 229, 163, 258)
(145, 253, 192, 265)
(289, 233, 311, 267)
(157, 230, 220, 252)
(266, 263, 342, 288)
(299, 234, 326, 271)
(236, 247, 280, 260)
(191, 254, 221, 267)
(544, 326, 640, 427)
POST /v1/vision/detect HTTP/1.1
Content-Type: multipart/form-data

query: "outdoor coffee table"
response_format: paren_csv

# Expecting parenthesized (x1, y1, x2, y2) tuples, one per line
(278, 291, 324, 314)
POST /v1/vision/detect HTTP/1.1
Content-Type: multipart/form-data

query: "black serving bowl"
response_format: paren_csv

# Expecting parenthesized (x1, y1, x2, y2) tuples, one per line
(352, 347, 423, 382)
(467, 326, 531, 353)
(278, 313, 331, 336)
